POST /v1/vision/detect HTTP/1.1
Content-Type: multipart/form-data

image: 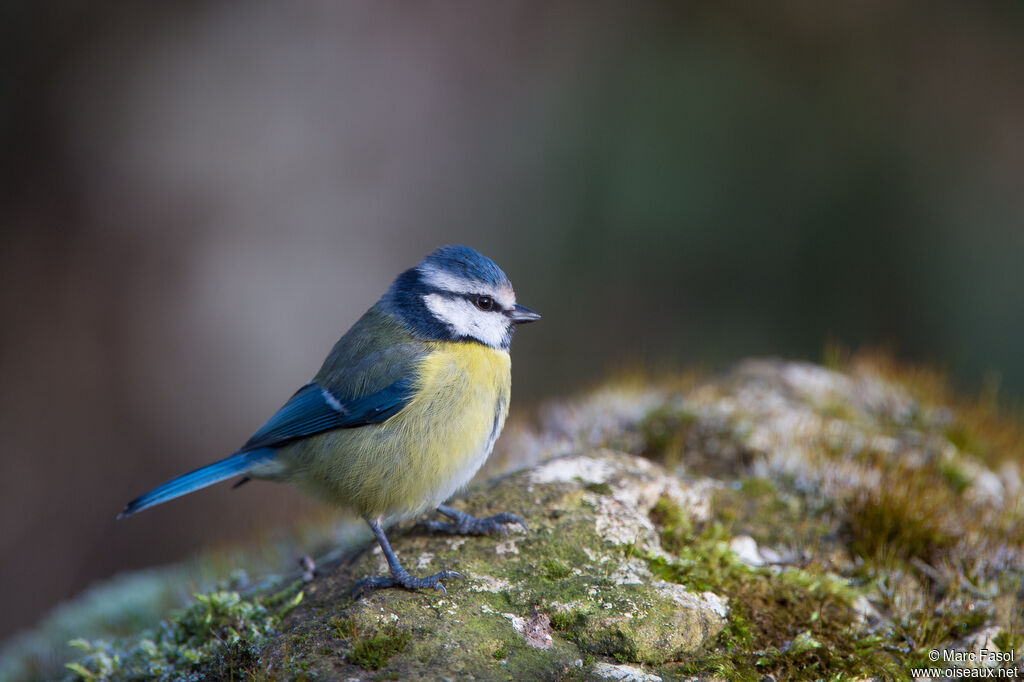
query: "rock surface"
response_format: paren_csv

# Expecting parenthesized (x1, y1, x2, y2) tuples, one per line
(5, 357, 1024, 681)
(260, 451, 728, 679)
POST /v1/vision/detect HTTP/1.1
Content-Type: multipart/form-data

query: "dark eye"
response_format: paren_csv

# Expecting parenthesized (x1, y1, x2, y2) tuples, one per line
(474, 295, 495, 311)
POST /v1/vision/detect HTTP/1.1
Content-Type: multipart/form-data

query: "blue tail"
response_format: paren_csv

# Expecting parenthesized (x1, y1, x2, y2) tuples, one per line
(118, 449, 276, 518)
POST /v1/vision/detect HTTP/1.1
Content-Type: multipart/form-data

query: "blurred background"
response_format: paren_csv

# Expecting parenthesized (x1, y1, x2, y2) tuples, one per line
(2, 1, 1024, 642)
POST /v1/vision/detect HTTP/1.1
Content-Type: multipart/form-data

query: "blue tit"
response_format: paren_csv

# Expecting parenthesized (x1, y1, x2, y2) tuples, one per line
(119, 245, 540, 595)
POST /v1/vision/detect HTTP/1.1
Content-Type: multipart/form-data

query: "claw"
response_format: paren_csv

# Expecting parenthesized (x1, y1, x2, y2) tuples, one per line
(422, 506, 529, 536)
(352, 570, 463, 598)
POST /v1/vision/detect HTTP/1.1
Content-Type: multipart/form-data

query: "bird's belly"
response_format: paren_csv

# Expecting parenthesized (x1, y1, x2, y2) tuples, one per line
(287, 342, 511, 519)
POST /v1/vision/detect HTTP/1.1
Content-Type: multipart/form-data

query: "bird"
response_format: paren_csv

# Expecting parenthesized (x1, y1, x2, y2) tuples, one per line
(118, 245, 540, 596)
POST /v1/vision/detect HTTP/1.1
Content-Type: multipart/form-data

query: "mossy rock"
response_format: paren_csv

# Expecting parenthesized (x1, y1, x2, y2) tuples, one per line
(13, 357, 1024, 680)
(259, 452, 728, 679)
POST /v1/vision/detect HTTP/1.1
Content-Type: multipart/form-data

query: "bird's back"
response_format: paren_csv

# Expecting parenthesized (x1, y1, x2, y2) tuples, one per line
(314, 306, 426, 397)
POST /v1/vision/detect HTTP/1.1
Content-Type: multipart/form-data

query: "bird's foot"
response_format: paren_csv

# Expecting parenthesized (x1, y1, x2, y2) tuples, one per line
(351, 568, 463, 598)
(420, 505, 529, 536)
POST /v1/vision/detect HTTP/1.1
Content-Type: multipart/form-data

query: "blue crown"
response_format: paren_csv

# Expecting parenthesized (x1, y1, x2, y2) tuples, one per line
(419, 245, 511, 290)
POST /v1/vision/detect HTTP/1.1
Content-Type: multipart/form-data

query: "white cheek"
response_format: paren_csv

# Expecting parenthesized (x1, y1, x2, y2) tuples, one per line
(423, 294, 510, 348)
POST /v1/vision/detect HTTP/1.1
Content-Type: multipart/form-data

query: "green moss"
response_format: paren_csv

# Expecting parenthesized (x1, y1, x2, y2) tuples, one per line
(638, 405, 696, 465)
(542, 558, 572, 580)
(817, 399, 859, 422)
(499, 533, 596, 607)
(715, 477, 838, 553)
(652, 473, 1013, 678)
(945, 423, 984, 458)
(938, 460, 972, 495)
(649, 499, 903, 680)
(874, 575, 994, 669)
(66, 589, 299, 681)
(491, 645, 508, 659)
(327, 616, 356, 640)
(845, 462, 958, 566)
(994, 630, 1023, 652)
(651, 459, 1010, 679)
(326, 614, 416, 671)
(648, 496, 693, 555)
(737, 476, 776, 497)
(548, 610, 587, 632)
(344, 625, 411, 671)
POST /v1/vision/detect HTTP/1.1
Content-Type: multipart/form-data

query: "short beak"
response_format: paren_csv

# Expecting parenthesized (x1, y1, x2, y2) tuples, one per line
(508, 303, 541, 324)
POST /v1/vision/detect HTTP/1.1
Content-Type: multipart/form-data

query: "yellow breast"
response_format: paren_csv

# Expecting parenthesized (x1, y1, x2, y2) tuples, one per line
(287, 342, 511, 519)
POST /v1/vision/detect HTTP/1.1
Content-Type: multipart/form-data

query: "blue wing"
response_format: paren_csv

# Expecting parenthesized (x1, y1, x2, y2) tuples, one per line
(118, 310, 423, 518)
(243, 310, 425, 451)
(119, 370, 415, 518)
(240, 376, 415, 451)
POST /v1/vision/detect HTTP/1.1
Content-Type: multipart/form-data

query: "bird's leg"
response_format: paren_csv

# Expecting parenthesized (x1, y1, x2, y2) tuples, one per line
(351, 517, 462, 597)
(418, 504, 529, 536)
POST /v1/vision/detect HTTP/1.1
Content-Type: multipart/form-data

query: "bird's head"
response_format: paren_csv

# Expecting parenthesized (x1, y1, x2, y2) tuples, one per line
(381, 245, 540, 349)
